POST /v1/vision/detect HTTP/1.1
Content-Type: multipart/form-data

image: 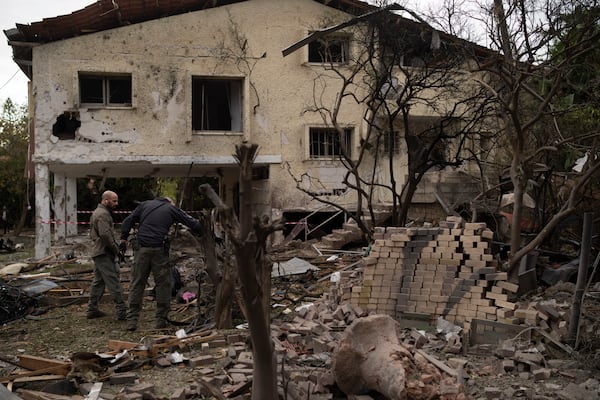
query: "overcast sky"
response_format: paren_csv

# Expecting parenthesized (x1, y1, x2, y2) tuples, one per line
(0, 1, 95, 105)
(0, 0, 432, 107)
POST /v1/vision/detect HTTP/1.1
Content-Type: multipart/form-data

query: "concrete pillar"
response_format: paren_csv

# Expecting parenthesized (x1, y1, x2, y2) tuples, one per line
(66, 177, 78, 237)
(35, 163, 51, 259)
(53, 173, 66, 242)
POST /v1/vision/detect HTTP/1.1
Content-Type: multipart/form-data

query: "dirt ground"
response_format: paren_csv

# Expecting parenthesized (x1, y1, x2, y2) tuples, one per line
(1, 231, 600, 399)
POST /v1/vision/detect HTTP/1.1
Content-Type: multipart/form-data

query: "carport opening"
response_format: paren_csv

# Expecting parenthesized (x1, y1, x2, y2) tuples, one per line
(52, 112, 81, 140)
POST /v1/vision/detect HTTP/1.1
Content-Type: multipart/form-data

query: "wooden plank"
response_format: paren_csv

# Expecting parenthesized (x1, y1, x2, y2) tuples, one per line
(15, 388, 81, 400)
(150, 333, 220, 356)
(86, 382, 103, 400)
(16, 355, 69, 371)
(0, 364, 70, 383)
(107, 340, 140, 352)
(415, 349, 457, 377)
(9, 375, 66, 384)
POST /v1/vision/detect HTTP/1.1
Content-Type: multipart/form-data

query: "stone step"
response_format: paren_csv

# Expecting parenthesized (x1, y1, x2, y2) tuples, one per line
(320, 236, 347, 249)
(332, 229, 362, 239)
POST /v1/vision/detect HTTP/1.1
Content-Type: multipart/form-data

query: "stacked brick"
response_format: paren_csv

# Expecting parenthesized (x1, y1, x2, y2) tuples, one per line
(351, 216, 519, 331)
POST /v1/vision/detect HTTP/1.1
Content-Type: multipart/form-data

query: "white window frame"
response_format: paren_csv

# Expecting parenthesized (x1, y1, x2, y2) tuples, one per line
(79, 72, 132, 108)
(191, 77, 243, 132)
(307, 34, 351, 64)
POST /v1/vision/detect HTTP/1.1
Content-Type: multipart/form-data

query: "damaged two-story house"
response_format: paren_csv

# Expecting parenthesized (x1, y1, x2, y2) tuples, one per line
(5, 0, 493, 258)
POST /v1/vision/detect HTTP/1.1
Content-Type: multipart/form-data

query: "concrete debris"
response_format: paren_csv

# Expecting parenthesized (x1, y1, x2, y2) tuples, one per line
(332, 315, 410, 399)
(271, 257, 320, 277)
(1, 218, 599, 400)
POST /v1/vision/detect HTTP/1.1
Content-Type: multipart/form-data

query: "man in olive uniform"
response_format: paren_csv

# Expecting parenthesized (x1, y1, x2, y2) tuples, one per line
(120, 197, 203, 331)
(87, 190, 127, 320)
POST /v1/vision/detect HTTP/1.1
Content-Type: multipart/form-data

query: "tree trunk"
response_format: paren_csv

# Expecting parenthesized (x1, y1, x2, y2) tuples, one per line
(199, 142, 280, 400)
(236, 144, 277, 400)
(213, 247, 234, 329)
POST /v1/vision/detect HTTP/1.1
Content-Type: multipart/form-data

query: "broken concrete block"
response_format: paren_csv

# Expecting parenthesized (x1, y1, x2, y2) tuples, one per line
(483, 386, 502, 399)
(154, 357, 172, 368)
(188, 355, 215, 367)
(237, 351, 253, 364)
(126, 382, 155, 394)
(207, 375, 228, 387)
(580, 378, 600, 392)
(556, 382, 598, 400)
(209, 338, 227, 348)
(227, 346, 237, 358)
(170, 387, 186, 400)
(109, 372, 138, 385)
(227, 333, 243, 344)
(513, 350, 544, 365)
(119, 393, 143, 400)
(502, 359, 515, 372)
(535, 303, 560, 321)
(532, 367, 552, 381)
(310, 337, 332, 354)
(230, 373, 248, 384)
(496, 340, 516, 358)
(446, 358, 468, 369)
(201, 342, 210, 353)
(286, 333, 302, 343)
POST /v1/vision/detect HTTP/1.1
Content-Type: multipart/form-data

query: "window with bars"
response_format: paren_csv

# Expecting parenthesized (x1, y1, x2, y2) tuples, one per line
(79, 73, 132, 107)
(382, 131, 401, 155)
(309, 127, 352, 159)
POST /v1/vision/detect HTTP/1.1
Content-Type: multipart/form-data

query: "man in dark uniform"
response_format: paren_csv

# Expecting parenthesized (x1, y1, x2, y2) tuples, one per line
(120, 197, 203, 331)
(87, 190, 127, 320)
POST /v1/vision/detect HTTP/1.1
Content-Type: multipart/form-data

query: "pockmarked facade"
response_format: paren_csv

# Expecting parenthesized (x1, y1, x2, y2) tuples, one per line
(5, 0, 491, 258)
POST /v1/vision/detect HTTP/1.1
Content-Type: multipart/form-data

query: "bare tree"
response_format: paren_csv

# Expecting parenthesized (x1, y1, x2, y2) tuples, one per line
(200, 143, 283, 400)
(463, 0, 600, 276)
(284, 6, 496, 239)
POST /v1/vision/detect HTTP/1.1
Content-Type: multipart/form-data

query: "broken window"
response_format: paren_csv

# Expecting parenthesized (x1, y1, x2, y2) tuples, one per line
(192, 77, 243, 132)
(309, 127, 352, 159)
(406, 116, 457, 163)
(52, 112, 81, 140)
(380, 76, 403, 100)
(79, 73, 132, 107)
(308, 35, 350, 63)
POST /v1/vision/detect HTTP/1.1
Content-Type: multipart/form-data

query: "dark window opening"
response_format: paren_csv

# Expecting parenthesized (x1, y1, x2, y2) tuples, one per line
(252, 166, 269, 180)
(192, 78, 243, 131)
(309, 127, 352, 159)
(406, 116, 457, 164)
(52, 112, 81, 140)
(308, 36, 349, 63)
(282, 211, 348, 242)
(79, 73, 132, 107)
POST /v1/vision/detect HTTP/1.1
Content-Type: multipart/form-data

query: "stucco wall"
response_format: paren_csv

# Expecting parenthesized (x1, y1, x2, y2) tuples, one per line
(31, 0, 372, 210)
(30, 0, 486, 220)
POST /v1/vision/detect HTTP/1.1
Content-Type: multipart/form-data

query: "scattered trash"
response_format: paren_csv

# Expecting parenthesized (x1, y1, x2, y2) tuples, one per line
(0, 280, 37, 324)
(20, 278, 59, 295)
(271, 257, 320, 277)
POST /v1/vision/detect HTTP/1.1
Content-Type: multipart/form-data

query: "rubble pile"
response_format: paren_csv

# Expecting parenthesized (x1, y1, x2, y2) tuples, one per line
(1, 224, 600, 400)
